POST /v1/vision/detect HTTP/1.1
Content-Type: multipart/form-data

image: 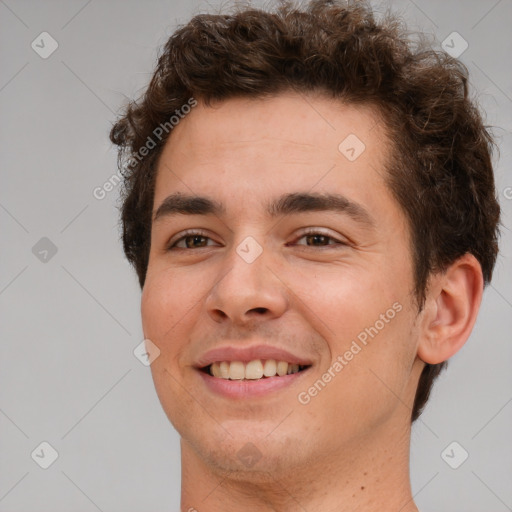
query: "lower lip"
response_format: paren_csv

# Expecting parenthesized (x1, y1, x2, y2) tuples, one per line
(197, 368, 309, 398)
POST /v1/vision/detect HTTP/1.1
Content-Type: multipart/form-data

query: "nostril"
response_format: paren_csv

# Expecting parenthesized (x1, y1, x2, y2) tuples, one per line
(250, 307, 268, 314)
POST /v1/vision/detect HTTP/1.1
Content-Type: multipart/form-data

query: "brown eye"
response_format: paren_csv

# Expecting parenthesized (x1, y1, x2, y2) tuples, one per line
(305, 234, 331, 246)
(183, 235, 208, 248)
(294, 230, 346, 248)
(167, 231, 220, 250)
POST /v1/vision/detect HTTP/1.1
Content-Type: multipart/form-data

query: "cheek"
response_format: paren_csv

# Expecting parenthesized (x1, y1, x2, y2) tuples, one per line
(141, 269, 201, 345)
(140, 270, 204, 423)
(282, 261, 400, 347)
(286, 263, 415, 417)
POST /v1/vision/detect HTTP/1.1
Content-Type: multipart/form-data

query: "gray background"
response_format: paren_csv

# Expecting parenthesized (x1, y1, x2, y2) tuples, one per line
(1, 0, 511, 511)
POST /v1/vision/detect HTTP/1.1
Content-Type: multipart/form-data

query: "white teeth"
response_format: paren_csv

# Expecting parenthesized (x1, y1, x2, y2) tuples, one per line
(245, 360, 264, 379)
(277, 361, 289, 376)
(229, 361, 245, 380)
(219, 361, 230, 379)
(211, 362, 221, 377)
(263, 359, 277, 377)
(208, 359, 306, 380)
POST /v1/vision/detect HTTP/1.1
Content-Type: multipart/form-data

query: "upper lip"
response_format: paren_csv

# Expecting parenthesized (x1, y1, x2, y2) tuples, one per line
(195, 344, 313, 368)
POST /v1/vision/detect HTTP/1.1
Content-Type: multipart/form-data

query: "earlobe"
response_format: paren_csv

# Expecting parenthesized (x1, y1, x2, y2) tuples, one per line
(417, 254, 484, 365)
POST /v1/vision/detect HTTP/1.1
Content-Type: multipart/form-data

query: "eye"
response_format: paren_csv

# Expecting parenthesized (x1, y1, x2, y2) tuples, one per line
(167, 230, 220, 250)
(293, 229, 347, 247)
(166, 228, 346, 251)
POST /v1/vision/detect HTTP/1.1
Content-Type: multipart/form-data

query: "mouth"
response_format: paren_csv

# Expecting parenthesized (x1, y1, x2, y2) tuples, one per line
(197, 359, 312, 399)
(194, 345, 314, 398)
(200, 359, 312, 380)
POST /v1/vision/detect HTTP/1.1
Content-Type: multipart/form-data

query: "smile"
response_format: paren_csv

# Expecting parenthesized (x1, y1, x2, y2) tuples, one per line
(202, 359, 311, 380)
(197, 360, 312, 398)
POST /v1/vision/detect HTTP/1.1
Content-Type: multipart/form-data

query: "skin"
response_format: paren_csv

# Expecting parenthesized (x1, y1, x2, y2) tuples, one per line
(140, 92, 483, 512)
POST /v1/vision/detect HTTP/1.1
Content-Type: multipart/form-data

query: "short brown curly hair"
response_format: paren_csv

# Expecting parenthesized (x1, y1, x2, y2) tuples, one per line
(109, 0, 500, 422)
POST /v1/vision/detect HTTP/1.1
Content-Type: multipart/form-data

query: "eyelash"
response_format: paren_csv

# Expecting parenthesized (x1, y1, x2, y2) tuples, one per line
(166, 228, 347, 250)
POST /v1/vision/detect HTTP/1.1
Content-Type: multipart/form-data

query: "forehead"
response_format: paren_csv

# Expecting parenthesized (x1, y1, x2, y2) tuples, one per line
(153, 92, 394, 219)
(159, 93, 386, 160)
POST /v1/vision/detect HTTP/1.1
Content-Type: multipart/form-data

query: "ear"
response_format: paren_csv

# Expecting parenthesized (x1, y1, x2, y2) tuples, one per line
(417, 253, 484, 365)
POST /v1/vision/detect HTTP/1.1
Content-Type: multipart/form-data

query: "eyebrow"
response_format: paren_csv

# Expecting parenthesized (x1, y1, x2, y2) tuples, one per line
(153, 192, 375, 227)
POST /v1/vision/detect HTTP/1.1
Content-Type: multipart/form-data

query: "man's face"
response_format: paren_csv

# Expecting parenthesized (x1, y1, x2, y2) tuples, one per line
(141, 93, 425, 475)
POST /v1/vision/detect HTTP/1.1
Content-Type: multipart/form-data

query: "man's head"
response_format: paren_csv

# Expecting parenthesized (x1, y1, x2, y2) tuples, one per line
(110, 0, 500, 468)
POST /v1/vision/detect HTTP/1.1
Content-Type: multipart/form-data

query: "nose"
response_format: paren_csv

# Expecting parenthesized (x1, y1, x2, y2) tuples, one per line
(205, 244, 289, 325)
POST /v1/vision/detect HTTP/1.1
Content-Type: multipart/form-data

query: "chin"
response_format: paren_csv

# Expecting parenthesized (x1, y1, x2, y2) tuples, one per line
(182, 422, 308, 477)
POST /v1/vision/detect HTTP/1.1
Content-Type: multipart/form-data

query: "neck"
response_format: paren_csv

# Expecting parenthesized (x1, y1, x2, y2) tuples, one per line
(180, 418, 418, 512)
